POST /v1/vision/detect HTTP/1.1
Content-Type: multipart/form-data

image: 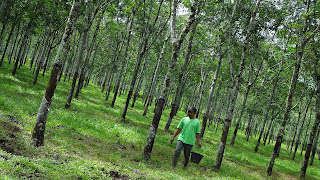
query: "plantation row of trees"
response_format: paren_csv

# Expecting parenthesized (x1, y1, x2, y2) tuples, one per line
(0, 0, 320, 178)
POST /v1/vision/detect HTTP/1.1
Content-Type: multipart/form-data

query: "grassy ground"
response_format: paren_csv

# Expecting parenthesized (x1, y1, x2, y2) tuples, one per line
(0, 61, 319, 180)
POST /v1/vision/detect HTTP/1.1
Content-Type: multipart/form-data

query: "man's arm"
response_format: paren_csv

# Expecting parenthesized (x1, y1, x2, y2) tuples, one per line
(196, 133, 201, 148)
(171, 129, 182, 144)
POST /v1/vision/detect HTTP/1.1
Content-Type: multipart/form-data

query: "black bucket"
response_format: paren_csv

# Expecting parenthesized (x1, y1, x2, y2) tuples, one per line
(191, 152, 203, 164)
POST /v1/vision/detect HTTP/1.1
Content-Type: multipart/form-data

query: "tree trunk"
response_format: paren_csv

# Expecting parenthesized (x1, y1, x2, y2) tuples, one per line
(32, 0, 81, 146)
(208, 82, 221, 127)
(12, 25, 30, 75)
(292, 98, 312, 160)
(0, 20, 16, 66)
(299, 36, 320, 179)
(65, 29, 89, 108)
(32, 44, 48, 85)
(309, 128, 320, 166)
(301, 109, 313, 156)
(132, 55, 148, 107)
(255, 48, 286, 151)
(300, 89, 320, 177)
(267, 0, 310, 174)
(111, 3, 139, 107)
(215, 0, 261, 169)
(122, 43, 144, 119)
(200, 43, 224, 138)
(75, 7, 105, 99)
(165, 21, 198, 130)
(290, 112, 302, 152)
(8, 22, 21, 64)
(143, 35, 168, 116)
(143, 0, 198, 160)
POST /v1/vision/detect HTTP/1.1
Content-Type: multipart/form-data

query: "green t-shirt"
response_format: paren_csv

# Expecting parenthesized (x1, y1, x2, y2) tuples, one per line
(177, 117, 200, 145)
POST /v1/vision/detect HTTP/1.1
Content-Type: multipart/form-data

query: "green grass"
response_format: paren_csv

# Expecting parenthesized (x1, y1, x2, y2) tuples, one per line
(0, 60, 319, 179)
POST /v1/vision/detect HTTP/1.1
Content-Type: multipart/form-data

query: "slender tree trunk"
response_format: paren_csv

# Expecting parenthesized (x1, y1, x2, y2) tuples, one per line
(263, 109, 276, 145)
(8, 23, 21, 64)
(267, 0, 310, 174)
(215, 0, 261, 169)
(65, 29, 89, 108)
(290, 112, 301, 152)
(293, 98, 311, 159)
(165, 22, 198, 130)
(32, 0, 80, 147)
(22, 38, 31, 65)
(12, 25, 30, 75)
(195, 64, 210, 118)
(208, 82, 221, 127)
(132, 55, 147, 107)
(300, 88, 320, 177)
(0, 20, 16, 66)
(143, 35, 168, 116)
(111, 3, 139, 107)
(200, 43, 224, 138)
(75, 7, 105, 99)
(309, 128, 320, 166)
(299, 37, 320, 178)
(143, 0, 198, 160)
(41, 37, 55, 77)
(255, 51, 285, 151)
(0, 23, 6, 44)
(33, 44, 48, 85)
(301, 109, 313, 155)
(122, 41, 146, 121)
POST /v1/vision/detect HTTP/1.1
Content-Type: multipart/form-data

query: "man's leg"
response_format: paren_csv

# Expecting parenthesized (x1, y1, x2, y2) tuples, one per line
(172, 140, 184, 167)
(183, 144, 193, 167)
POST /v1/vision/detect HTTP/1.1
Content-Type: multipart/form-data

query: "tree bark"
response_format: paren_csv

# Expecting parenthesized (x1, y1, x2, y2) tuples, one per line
(132, 55, 147, 107)
(143, 0, 198, 160)
(165, 21, 198, 130)
(143, 34, 168, 116)
(32, 0, 81, 146)
(12, 22, 32, 75)
(215, 0, 261, 169)
(309, 128, 320, 166)
(111, 2, 139, 107)
(267, 0, 310, 174)
(255, 39, 286, 151)
(8, 22, 21, 64)
(200, 43, 224, 138)
(292, 97, 312, 160)
(0, 20, 16, 66)
(65, 29, 89, 108)
(122, 0, 165, 121)
(299, 36, 320, 178)
(75, 7, 106, 99)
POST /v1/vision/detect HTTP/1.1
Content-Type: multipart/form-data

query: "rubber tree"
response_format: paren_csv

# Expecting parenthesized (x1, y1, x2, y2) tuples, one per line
(267, 0, 312, 175)
(111, 0, 140, 108)
(65, 0, 102, 108)
(32, 0, 81, 147)
(292, 94, 312, 160)
(299, 37, 320, 178)
(121, 0, 167, 121)
(143, 0, 199, 160)
(164, 20, 198, 131)
(200, 41, 225, 138)
(254, 32, 287, 152)
(75, 5, 108, 99)
(214, 0, 261, 169)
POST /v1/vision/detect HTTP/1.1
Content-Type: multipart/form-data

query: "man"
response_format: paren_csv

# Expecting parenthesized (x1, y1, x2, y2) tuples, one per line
(170, 106, 201, 168)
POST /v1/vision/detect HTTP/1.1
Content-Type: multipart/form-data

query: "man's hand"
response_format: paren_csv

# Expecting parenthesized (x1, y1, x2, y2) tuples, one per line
(171, 129, 181, 145)
(197, 143, 202, 148)
(170, 138, 174, 144)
